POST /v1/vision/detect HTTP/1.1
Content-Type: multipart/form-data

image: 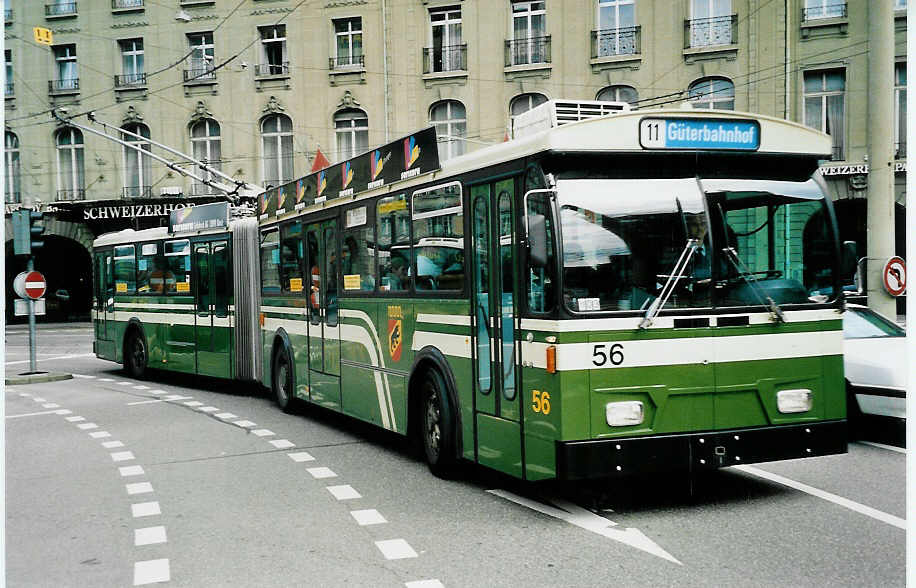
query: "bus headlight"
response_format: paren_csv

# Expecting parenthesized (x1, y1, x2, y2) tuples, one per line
(606, 401, 644, 426)
(777, 389, 812, 413)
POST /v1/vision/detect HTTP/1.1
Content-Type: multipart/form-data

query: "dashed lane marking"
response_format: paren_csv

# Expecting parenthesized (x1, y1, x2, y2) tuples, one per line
(405, 581, 445, 588)
(42, 403, 60, 409)
(327, 485, 362, 500)
(65, 416, 85, 422)
(131, 502, 161, 518)
(375, 539, 418, 560)
(183, 401, 204, 407)
(215, 412, 238, 420)
(350, 509, 387, 526)
(734, 465, 906, 530)
(120, 466, 145, 477)
(126, 482, 154, 496)
(72, 374, 96, 379)
(102, 441, 125, 449)
(118, 382, 134, 386)
(251, 429, 275, 437)
(133, 385, 150, 390)
(288, 452, 315, 462)
(77, 423, 99, 430)
(134, 526, 167, 547)
(306, 467, 337, 479)
(32, 397, 46, 402)
(233, 420, 257, 428)
(127, 396, 194, 406)
(133, 559, 170, 586)
(99, 378, 115, 382)
(89, 431, 112, 439)
(198, 406, 220, 413)
(111, 451, 136, 462)
(269, 439, 295, 449)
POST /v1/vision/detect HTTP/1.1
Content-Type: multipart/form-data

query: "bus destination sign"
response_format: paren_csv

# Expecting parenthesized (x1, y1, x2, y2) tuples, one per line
(169, 201, 230, 234)
(258, 127, 440, 220)
(639, 118, 760, 151)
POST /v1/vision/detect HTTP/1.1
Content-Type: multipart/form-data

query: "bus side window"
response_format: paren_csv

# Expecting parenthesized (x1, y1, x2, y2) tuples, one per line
(526, 192, 556, 313)
(212, 243, 231, 318)
(260, 230, 281, 295)
(137, 242, 160, 294)
(342, 205, 376, 292)
(411, 182, 464, 292)
(113, 245, 136, 294)
(279, 221, 305, 295)
(164, 239, 191, 294)
(377, 194, 410, 292)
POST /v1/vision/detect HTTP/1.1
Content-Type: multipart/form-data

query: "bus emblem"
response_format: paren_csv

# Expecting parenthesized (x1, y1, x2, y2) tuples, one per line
(388, 319, 402, 362)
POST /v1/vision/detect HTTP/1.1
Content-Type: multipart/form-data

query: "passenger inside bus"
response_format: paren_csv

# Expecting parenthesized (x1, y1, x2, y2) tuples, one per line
(381, 254, 409, 290)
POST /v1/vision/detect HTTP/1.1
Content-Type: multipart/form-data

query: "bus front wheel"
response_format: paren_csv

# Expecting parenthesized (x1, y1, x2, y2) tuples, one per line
(124, 329, 147, 380)
(421, 370, 458, 478)
(272, 345, 296, 414)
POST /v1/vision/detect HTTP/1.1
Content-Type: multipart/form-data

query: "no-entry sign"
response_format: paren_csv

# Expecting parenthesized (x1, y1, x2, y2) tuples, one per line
(882, 257, 906, 297)
(13, 270, 47, 300)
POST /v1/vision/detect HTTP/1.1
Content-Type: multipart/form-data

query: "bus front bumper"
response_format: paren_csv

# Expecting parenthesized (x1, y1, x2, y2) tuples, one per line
(556, 420, 847, 481)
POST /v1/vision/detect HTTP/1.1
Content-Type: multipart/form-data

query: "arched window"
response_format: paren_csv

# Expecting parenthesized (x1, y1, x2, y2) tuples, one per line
(122, 123, 152, 198)
(688, 77, 734, 110)
(190, 119, 222, 195)
(430, 100, 466, 160)
(261, 114, 293, 187)
(5, 131, 20, 203)
(509, 93, 547, 136)
(334, 109, 368, 161)
(596, 85, 638, 105)
(56, 127, 85, 200)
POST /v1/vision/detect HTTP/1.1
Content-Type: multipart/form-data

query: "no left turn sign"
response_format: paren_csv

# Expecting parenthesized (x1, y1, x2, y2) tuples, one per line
(882, 256, 906, 297)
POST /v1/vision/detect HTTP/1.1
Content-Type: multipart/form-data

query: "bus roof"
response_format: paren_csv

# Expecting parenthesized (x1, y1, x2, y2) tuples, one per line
(93, 223, 233, 248)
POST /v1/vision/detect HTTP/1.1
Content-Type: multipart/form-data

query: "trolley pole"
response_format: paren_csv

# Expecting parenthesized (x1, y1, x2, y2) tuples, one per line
(865, 0, 897, 319)
(26, 257, 37, 374)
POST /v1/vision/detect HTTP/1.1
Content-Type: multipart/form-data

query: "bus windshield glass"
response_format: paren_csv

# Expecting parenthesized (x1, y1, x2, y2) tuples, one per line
(556, 176, 836, 314)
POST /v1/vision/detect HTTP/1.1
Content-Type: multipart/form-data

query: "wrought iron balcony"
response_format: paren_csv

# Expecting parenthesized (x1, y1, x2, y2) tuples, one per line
(123, 186, 152, 198)
(505, 35, 551, 67)
(685, 15, 737, 49)
(591, 26, 641, 58)
(112, 0, 144, 9)
(49, 78, 80, 93)
(329, 55, 365, 70)
(423, 44, 467, 74)
(255, 62, 289, 77)
(802, 2, 846, 21)
(56, 189, 85, 201)
(183, 65, 217, 83)
(46, 2, 78, 17)
(115, 72, 147, 88)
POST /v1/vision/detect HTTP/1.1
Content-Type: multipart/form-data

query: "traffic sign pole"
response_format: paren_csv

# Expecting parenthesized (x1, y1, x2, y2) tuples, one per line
(27, 259, 37, 374)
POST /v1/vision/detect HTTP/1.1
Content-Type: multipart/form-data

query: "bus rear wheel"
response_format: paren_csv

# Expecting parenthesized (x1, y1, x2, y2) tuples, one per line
(272, 345, 296, 414)
(420, 370, 457, 478)
(124, 329, 147, 380)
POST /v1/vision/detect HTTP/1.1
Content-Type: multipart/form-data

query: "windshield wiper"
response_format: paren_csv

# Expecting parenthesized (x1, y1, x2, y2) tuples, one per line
(721, 246, 785, 323)
(639, 238, 700, 329)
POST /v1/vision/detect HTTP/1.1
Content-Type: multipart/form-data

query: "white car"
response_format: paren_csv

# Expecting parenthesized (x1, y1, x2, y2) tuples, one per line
(843, 304, 906, 443)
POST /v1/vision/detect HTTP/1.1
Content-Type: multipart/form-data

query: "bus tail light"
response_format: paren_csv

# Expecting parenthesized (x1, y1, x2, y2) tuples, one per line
(606, 401, 644, 426)
(777, 389, 812, 413)
(546, 345, 556, 373)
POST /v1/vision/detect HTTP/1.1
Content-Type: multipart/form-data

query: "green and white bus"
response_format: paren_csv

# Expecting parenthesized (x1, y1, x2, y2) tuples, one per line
(94, 100, 848, 480)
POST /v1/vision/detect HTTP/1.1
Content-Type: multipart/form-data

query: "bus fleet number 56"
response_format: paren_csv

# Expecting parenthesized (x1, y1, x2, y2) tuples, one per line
(592, 343, 625, 366)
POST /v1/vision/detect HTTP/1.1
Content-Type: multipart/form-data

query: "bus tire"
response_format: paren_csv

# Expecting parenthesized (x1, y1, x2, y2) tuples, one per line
(272, 345, 296, 414)
(420, 369, 458, 478)
(124, 328, 148, 380)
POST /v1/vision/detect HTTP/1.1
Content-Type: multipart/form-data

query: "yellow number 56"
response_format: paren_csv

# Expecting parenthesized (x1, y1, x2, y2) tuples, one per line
(531, 390, 551, 415)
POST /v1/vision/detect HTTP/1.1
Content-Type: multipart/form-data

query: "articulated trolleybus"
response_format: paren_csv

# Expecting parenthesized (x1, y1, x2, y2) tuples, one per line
(94, 100, 847, 480)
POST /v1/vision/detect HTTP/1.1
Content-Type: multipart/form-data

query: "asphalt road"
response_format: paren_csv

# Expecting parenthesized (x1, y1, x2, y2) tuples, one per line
(5, 324, 905, 587)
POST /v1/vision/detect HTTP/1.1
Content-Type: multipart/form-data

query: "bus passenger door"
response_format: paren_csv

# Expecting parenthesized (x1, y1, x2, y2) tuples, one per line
(305, 219, 341, 410)
(194, 240, 233, 379)
(470, 180, 522, 478)
(95, 251, 115, 357)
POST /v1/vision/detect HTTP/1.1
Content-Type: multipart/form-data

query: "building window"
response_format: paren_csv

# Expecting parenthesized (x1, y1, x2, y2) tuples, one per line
(802, 0, 846, 20)
(261, 114, 293, 188)
(191, 119, 222, 194)
(186, 32, 215, 82)
(597, 85, 638, 105)
(688, 0, 734, 48)
(56, 127, 85, 200)
(117, 39, 145, 87)
(804, 70, 845, 160)
(333, 18, 363, 68)
(258, 25, 288, 76)
(52, 44, 78, 92)
(430, 100, 466, 160)
(46, 0, 77, 17)
(334, 109, 368, 161)
(122, 123, 152, 198)
(5, 131, 20, 203)
(895, 63, 906, 159)
(5, 49, 12, 96)
(688, 77, 734, 110)
(895, 0, 906, 9)
(428, 7, 464, 73)
(509, 1, 549, 66)
(509, 93, 547, 133)
(595, 0, 637, 57)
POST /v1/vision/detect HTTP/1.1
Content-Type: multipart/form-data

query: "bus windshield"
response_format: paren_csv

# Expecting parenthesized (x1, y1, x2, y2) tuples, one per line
(556, 176, 837, 314)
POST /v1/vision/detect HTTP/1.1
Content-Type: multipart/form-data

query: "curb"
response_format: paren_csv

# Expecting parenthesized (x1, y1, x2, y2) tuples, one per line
(5, 372, 74, 385)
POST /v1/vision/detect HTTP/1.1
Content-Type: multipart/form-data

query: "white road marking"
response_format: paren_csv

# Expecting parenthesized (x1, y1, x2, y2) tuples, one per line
(127, 396, 193, 406)
(42, 403, 60, 408)
(72, 374, 96, 379)
(233, 420, 257, 428)
(120, 466, 145, 477)
(488, 489, 681, 565)
(99, 378, 114, 382)
(126, 482, 154, 495)
(5, 353, 94, 365)
(198, 406, 220, 413)
(131, 502, 161, 517)
(327, 485, 362, 500)
(164, 394, 189, 401)
(134, 559, 170, 585)
(111, 451, 136, 462)
(89, 431, 112, 439)
(215, 412, 238, 419)
(306, 467, 337, 479)
(32, 397, 46, 402)
(149, 390, 166, 395)
(183, 401, 203, 407)
(375, 539, 418, 560)
(133, 385, 150, 390)
(858, 441, 906, 454)
(406, 581, 445, 588)
(287, 452, 315, 462)
(270, 439, 295, 449)
(118, 382, 134, 386)
(65, 416, 85, 422)
(351, 509, 387, 526)
(77, 423, 99, 430)
(56, 409, 72, 415)
(6, 409, 71, 419)
(734, 465, 906, 530)
(251, 429, 275, 437)
(102, 441, 125, 449)
(134, 526, 167, 546)
(17, 392, 32, 397)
